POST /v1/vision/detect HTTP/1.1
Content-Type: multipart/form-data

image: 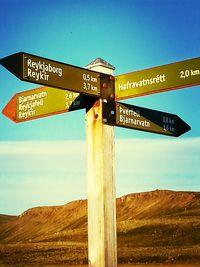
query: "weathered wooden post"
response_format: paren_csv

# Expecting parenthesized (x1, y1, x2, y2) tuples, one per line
(1, 52, 192, 267)
(85, 58, 117, 267)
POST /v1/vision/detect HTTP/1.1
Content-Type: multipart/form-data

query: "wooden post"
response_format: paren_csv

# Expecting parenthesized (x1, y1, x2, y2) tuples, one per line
(86, 59, 117, 267)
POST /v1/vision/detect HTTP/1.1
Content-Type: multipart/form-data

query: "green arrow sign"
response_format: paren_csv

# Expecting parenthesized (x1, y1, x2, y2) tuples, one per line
(115, 57, 200, 100)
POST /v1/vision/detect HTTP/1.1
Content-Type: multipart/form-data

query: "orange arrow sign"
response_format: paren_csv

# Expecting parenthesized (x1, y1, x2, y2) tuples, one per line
(2, 86, 85, 123)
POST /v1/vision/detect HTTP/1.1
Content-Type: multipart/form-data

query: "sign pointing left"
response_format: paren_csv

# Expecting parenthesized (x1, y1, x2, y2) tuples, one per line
(0, 52, 101, 97)
(2, 86, 85, 123)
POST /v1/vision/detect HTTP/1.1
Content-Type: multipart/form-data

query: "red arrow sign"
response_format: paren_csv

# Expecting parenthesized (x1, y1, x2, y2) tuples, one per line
(2, 86, 85, 123)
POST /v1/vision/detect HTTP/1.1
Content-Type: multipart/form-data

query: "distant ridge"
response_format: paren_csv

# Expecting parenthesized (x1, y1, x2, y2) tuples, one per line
(0, 189, 199, 243)
(117, 189, 200, 219)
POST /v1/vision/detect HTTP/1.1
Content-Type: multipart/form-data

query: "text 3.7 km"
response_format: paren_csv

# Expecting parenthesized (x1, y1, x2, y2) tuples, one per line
(82, 73, 98, 92)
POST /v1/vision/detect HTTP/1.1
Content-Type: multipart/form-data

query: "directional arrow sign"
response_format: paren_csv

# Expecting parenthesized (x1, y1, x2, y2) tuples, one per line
(113, 102, 191, 137)
(2, 86, 85, 123)
(115, 57, 200, 100)
(0, 52, 101, 97)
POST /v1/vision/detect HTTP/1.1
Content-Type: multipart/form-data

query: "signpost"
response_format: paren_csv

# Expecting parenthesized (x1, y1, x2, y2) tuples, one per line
(0, 52, 101, 97)
(1, 52, 197, 267)
(86, 62, 117, 267)
(2, 86, 84, 123)
(114, 102, 191, 137)
(115, 57, 200, 100)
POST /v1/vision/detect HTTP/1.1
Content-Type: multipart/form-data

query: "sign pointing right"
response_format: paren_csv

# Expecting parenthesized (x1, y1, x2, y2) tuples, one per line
(115, 102, 191, 137)
(115, 57, 200, 100)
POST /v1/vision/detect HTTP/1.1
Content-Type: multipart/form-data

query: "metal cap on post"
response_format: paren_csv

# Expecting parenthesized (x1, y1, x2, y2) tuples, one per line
(86, 58, 117, 267)
(86, 57, 115, 75)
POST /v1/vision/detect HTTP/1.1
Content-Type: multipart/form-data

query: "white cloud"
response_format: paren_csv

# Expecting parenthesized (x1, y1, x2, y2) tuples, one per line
(115, 137, 200, 195)
(0, 138, 199, 215)
(0, 140, 86, 155)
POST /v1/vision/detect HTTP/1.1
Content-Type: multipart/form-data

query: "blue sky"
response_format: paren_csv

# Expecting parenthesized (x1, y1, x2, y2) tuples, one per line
(0, 0, 200, 215)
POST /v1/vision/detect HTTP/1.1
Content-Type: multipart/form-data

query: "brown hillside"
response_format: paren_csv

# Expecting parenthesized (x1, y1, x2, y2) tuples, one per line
(117, 189, 200, 220)
(0, 199, 87, 243)
(0, 215, 16, 226)
(0, 190, 200, 265)
(0, 189, 199, 244)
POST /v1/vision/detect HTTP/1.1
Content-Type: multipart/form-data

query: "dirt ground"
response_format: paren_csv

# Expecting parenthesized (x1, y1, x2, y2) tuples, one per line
(1, 264, 199, 267)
